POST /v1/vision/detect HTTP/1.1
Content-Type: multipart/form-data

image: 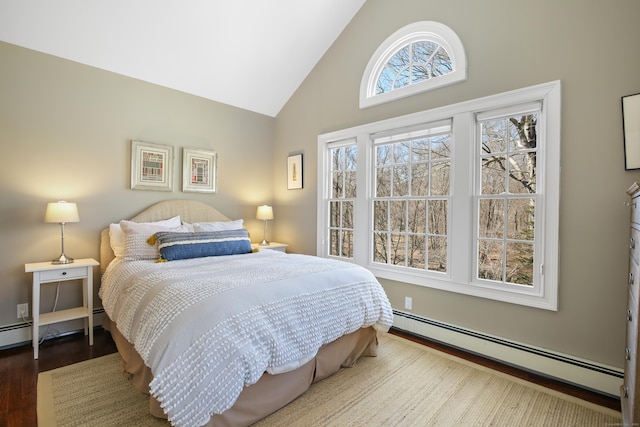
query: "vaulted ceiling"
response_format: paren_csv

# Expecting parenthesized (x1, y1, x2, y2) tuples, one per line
(0, 1, 366, 117)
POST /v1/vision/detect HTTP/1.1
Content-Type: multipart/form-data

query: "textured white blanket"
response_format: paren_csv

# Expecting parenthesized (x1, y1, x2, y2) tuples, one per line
(100, 250, 393, 427)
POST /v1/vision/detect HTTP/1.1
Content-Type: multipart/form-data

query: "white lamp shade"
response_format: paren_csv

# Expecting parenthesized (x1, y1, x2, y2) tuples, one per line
(256, 205, 274, 220)
(45, 201, 80, 223)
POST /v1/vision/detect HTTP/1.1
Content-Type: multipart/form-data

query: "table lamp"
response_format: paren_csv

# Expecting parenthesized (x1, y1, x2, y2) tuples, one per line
(45, 200, 80, 264)
(256, 205, 273, 246)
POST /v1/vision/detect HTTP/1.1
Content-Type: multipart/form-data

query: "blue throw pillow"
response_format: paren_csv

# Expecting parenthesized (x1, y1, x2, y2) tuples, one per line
(155, 229, 252, 261)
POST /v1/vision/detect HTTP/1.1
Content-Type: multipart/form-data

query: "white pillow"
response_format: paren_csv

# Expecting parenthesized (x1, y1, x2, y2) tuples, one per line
(192, 219, 244, 232)
(109, 215, 182, 258)
(120, 220, 189, 261)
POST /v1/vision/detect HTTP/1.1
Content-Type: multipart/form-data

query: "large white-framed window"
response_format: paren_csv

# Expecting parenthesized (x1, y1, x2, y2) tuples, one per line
(318, 81, 561, 310)
(360, 21, 467, 109)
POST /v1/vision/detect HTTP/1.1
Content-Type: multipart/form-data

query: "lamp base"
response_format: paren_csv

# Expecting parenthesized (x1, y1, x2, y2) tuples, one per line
(259, 240, 270, 246)
(51, 254, 74, 264)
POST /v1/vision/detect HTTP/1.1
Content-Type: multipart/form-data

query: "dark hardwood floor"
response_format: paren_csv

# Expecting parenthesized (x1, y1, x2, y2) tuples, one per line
(0, 327, 620, 427)
(0, 329, 117, 427)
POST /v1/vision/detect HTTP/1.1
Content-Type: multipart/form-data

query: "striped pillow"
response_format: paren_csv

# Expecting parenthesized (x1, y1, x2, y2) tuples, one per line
(155, 229, 252, 261)
(121, 221, 189, 261)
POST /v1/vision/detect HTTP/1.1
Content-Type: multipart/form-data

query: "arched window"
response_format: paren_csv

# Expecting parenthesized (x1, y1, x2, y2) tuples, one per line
(360, 21, 467, 109)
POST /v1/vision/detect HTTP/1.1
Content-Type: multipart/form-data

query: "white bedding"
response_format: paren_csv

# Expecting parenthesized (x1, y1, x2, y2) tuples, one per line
(100, 249, 393, 427)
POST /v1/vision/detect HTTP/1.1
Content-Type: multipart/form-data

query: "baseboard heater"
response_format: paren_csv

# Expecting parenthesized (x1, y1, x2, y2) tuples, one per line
(392, 310, 623, 398)
(0, 307, 105, 350)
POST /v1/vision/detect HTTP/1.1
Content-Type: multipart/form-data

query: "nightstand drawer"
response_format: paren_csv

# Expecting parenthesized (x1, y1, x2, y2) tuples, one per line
(39, 267, 87, 282)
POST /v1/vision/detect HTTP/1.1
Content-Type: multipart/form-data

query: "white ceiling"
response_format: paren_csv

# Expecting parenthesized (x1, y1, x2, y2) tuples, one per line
(0, 0, 366, 117)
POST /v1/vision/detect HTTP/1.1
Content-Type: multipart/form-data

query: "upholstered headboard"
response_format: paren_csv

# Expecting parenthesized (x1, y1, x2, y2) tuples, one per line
(100, 199, 231, 273)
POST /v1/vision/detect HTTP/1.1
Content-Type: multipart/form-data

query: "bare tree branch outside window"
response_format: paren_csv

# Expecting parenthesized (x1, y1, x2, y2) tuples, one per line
(373, 131, 451, 272)
(329, 144, 357, 259)
(478, 114, 537, 286)
(376, 40, 453, 95)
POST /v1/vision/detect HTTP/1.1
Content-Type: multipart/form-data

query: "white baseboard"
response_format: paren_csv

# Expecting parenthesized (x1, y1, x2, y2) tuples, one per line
(392, 310, 623, 398)
(2, 308, 622, 398)
(0, 309, 104, 350)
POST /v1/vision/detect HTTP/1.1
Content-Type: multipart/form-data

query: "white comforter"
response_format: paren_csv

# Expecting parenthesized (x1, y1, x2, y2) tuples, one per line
(100, 250, 393, 427)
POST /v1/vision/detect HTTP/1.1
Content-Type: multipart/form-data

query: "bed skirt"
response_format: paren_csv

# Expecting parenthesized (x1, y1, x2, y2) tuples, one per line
(102, 315, 379, 427)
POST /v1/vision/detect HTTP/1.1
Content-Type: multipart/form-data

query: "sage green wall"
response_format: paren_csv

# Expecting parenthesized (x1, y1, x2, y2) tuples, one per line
(0, 41, 275, 331)
(274, 0, 640, 368)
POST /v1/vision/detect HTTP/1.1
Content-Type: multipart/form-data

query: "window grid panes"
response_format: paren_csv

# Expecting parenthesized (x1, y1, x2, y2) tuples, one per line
(329, 144, 357, 258)
(376, 40, 453, 95)
(372, 131, 451, 272)
(477, 112, 538, 286)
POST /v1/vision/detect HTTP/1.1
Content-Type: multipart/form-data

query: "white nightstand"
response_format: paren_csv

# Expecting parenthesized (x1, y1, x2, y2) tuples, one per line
(251, 242, 288, 252)
(25, 258, 99, 359)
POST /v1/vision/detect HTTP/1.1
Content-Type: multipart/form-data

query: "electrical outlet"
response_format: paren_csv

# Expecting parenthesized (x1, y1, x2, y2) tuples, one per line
(17, 303, 29, 319)
(404, 296, 412, 310)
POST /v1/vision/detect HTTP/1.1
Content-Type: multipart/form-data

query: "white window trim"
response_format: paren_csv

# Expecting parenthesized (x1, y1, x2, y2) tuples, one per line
(360, 21, 467, 109)
(319, 81, 561, 310)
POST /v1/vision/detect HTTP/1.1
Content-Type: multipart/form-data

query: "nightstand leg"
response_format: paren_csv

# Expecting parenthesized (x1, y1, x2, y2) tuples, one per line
(86, 274, 93, 346)
(32, 274, 40, 359)
(82, 278, 88, 337)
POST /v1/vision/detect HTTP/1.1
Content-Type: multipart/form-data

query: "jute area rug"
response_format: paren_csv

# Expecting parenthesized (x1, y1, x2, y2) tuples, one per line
(38, 333, 622, 426)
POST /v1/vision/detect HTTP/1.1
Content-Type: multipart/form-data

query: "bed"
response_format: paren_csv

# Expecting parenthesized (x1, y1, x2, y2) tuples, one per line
(98, 199, 394, 427)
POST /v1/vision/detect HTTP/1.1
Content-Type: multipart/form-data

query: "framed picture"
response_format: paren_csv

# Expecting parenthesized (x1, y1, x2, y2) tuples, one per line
(182, 148, 217, 193)
(131, 140, 174, 191)
(623, 93, 640, 170)
(287, 153, 303, 190)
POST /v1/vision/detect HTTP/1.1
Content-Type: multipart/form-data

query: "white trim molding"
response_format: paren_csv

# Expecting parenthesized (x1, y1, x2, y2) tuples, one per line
(393, 310, 623, 397)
